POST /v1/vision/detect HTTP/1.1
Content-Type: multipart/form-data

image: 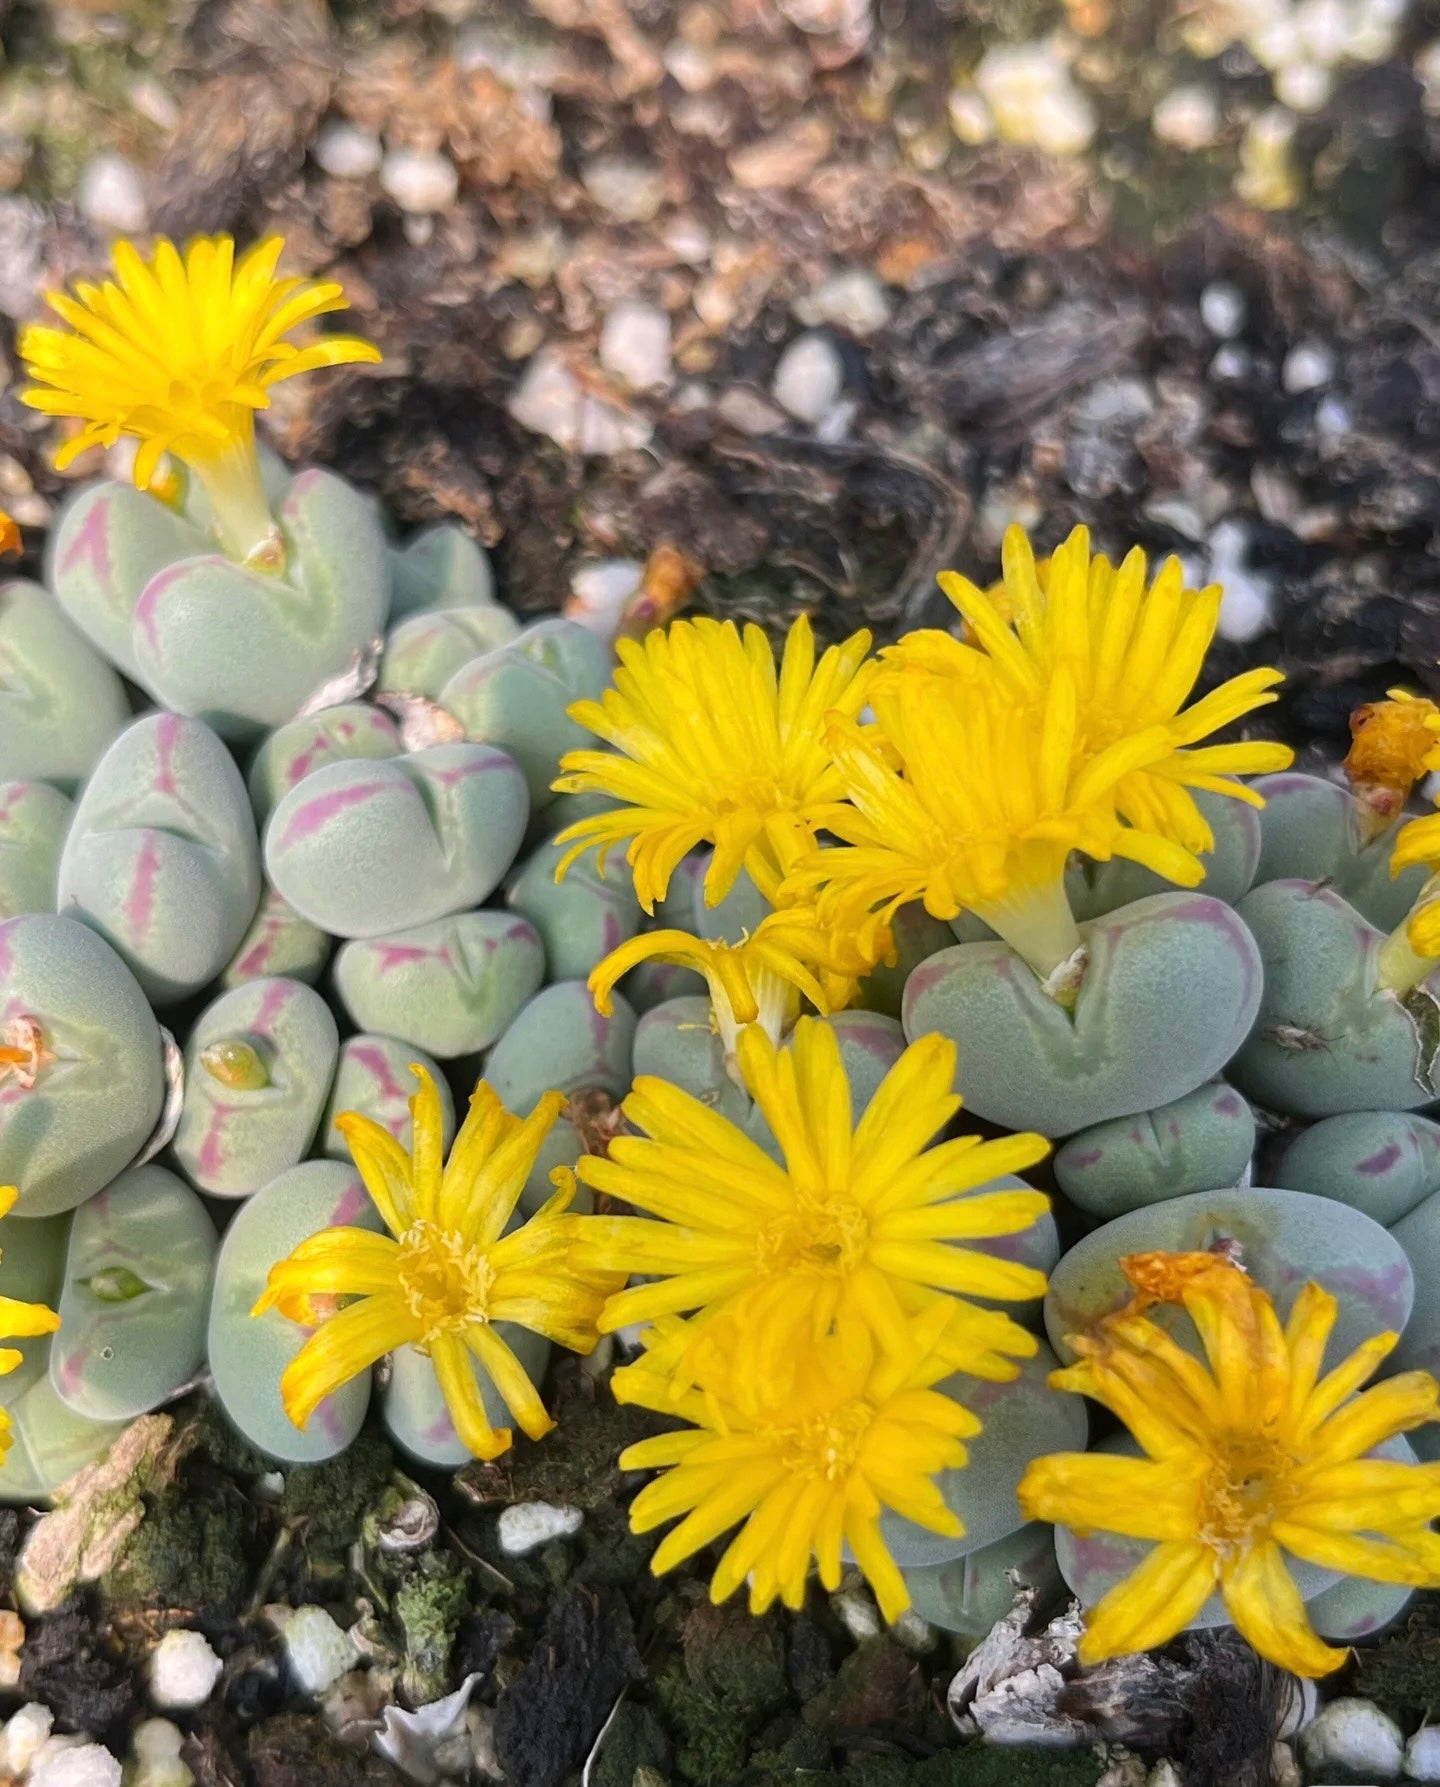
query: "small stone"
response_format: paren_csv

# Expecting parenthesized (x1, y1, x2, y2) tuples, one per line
(1275, 60, 1332, 111)
(1147, 1763, 1184, 1787)
(1200, 280, 1246, 338)
(832, 1588, 882, 1642)
(496, 1502, 584, 1555)
(716, 387, 787, 434)
(0, 1704, 53, 1776)
(947, 89, 995, 144)
(1271, 1740, 1302, 1787)
(131, 1720, 193, 1787)
(974, 42, 1096, 155)
(271, 1605, 361, 1697)
(1209, 343, 1250, 380)
(566, 559, 645, 636)
(77, 155, 146, 234)
(581, 155, 666, 222)
(1282, 341, 1336, 393)
(314, 121, 383, 180)
(1408, 1727, 1440, 1781)
(508, 348, 652, 454)
(890, 1609, 938, 1653)
(772, 332, 844, 425)
(149, 1628, 222, 1710)
(1152, 84, 1220, 150)
(793, 268, 891, 337)
(599, 299, 672, 392)
(728, 115, 834, 188)
(380, 149, 459, 215)
(29, 1742, 122, 1787)
(1299, 1697, 1404, 1783)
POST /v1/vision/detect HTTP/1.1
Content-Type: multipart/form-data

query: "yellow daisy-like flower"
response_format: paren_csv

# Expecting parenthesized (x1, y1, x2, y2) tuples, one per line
(254, 1066, 617, 1461)
(20, 235, 381, 566)
(551, 615, 875, 912)
(0, 1186, 62, 1463)
(1018, 1250, 1440, 1678)
(572, 1016, 1050, 1379)
(0, 513, 20, 558)
(587, 905, 889, 1071)
(614, 1300, 979, 1621)
(1345, 689, 1440, 842)
(891, 524, 1293, 853)
(788, 665, 1180, 979)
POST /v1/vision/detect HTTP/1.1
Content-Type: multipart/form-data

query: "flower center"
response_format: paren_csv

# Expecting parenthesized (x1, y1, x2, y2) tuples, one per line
(1197, 1434, 1300, 1553)
(396, 1221, 495, 1345)
(771, 1398, 875, 1482)
(755, 1190, 871, 1279)
(0, 1017, 55, 1091)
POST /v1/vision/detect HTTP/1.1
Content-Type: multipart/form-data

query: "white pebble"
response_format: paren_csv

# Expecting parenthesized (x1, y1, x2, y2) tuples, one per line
(509, 348, 652, 454)
(314, 121, 382, 180)
(380, 149, 459, 216)
(0, 1704, 53, 1776)
(29, 1742, 122, 1787)
(974, 42, 1096, 155)
(833, 1589, 882, 1642)
(1282, 341, 1336, 393)
(598, 299, 672, 392)
(1147, 1762, 1184, 1787)
(1299, 1697, 1405, 1782)
(272, 1604, 361, 1696)
(131, 1719, 193, 1787)
(1316, 392, 1351, 438)
(497, 1502, 584, 1556)
(1152, 84, 1220, 150)
(947, 88, 995, 144)
(149, 1628, 222, 1710)
(1408, 1726, 1440, 1780)
(1200, 281, 1246, 338)
(772, 332, 844, 425)
(1275, 60, 1333, 112)
(890, 1609, 938, 1653)
(77, 155, 146, 234)
(1209, 343, 1251, 380)
(581, 155, 667, 223)
(566, 559, 645, 636)
(793, 269, 891, 337)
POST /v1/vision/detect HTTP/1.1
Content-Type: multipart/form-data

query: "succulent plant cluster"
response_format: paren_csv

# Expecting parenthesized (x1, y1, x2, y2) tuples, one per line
(6, 231, 1440, 1682)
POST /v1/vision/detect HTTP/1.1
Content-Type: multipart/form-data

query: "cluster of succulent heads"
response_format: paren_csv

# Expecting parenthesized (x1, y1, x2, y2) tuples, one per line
(4, 232, 1440, 1680)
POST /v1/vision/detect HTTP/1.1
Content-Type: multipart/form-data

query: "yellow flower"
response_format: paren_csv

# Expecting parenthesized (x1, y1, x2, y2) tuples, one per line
(572, 1016, 1050, 1379)
(788, 665, 1179, 979)
(254, 1066, 618, 1461)
(551, 615, 875, 911)
(20, 235, 380, 566)
(0, 1187, 62, 1464)
(0, 513, 19, 558)
(1018, 1250, 1440, 1678)
(587, 905, 889, 1070)
(614, 1301, 978, 1621)
(1345, 690, 1440, 842)
(895, 525, 1292, 841)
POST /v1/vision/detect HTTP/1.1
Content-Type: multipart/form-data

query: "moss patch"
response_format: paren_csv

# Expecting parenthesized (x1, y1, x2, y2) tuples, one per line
(283, 1432, 395, 1561)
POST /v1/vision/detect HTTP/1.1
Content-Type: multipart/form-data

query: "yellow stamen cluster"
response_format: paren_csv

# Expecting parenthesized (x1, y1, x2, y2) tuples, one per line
(1020, 1250, 1440, 1677)
(20, 235, 380, 564)
(255, 1067, 618, 1461)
